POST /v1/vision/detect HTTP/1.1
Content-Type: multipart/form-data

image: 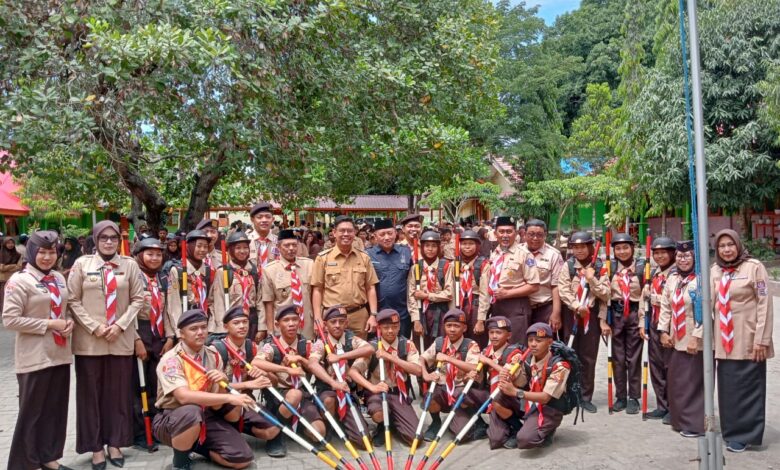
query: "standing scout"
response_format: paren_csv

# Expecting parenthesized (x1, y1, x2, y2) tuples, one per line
(308, 306, 374, 448)
(454, 229, 490, 348)
(211, 232, 264, 342)
(132, 238, 174, 451)
(350, 308, 422, 446)
(311, 215, 379, 339)
(247, 201, 280, 279)
(368, 218, 413, 338)
(498, 323, 571, 449)
(168, 230, 216, 334)
(195, 219, 223, 275)
(408, 230, 455, 348)
(397, 214, 423, 247)
(68, 220, 145, 468)
(557, 231, 609, 413)
(253, 305, 324, 458)
(3, 231, 74, 470)
(153, 309, 257, 470)
(419, 309, 484, 442)
(262, 229, 315, 340)
(603, 233, 645, 415)
(479, 216, 540, 346)
(523, 219, 564, 330)
(214, 307, 280, 445)
(641, 236, 676, 422)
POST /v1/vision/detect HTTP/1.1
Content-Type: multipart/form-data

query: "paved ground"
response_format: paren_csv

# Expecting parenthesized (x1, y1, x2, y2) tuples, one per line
(1, 304, 779, 470)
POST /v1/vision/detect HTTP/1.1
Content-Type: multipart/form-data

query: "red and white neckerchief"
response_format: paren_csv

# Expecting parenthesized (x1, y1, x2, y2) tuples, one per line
(717, 268, 736, 354)
(192, 272, 208, 313)
(103, 261, 118, 326)
(460, 263, 474, 313)
(423, 264, 436, 313)
(256, 239, 270, 268)
(488, 251, 505, 304)
(335, 342, 349, 420)
(41, 274, 66, 347)
(147, 274, 164, 337)
(229, 342, 245, 384)
(271, 335, 301, 390)
(671, 273, 696, 340)
(526, 356, 550, 428)
(576, 271, 591, 334)
(444, 339, 458, 406)
(386, 343, 408, 403)
(287, 263, 305, 328)
(233, 267, 254, 314)
(651, 272, 667, 323)
(616, 268, 633, 318)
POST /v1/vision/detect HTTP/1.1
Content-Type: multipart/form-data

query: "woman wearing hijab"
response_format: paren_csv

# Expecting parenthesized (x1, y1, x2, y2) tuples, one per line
(3, 231, 74, 470)
(658, 241, 707, 437)
(0, 236, 23, 311)
(58, 236, 83, 279)
(163, 234, 180, 264)
(68, 220, 145, 469)
(710, 229, 774, 452)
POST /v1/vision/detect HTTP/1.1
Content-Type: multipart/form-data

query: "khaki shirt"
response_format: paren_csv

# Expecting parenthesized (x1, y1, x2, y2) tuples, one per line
(136, 272, 174, 338)
(68, 254, 145, 356)
(406, 258, 454, 322)
(639, 265, 675, 325)
(248, 231, 280, 278)
(658, 272, 705, 352)
(610, 260, 644, 303)
(256, 334, 311, 390)
(352, 337, 420, 386)
(210, 261, 262, 334)
(219, 337, 258, 384)
(460, 257, 491, 321)
(311, 247, 379, 310)
(527, 351, 569, 399)
(484, 343, 526, 388)
(155, 342, 223, 409)
(441, 241, 455, 260)
(2, 266, 72, 374)
(557, 259, 610, 320)
(262, 257, 313, 336)
(710, 260, 774, 360)
(477, 243, 540, 320)
(525, 243, 564, 306)
(310, 332, 369, 379)
(206, 249, 224, 271)
(168, 262, 218, 335)
(0, 256, 23, 282)
(420, 336, 480, 387)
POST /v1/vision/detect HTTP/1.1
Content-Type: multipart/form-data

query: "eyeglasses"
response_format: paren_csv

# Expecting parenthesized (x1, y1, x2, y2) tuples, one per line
(525, 232, 545, 239)
(676, 252, 694, 260)
(98, 236, 120, 243)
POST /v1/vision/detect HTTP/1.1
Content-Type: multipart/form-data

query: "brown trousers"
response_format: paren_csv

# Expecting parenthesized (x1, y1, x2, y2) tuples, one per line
(9, 364, 70, 470)
(319, 390, 371, 448)
(610, 303, 642, 400)
(648, 319, 671, 411)
(516, 405, 563, 449)
(464, 302, 488, 349)
(470, 389, 523, 450)
(530, 302, 554, 325)
(490, 297, 532, 345)
(132, 320, 165, 442)
(561, 306, 600, 402)
(365, 390, 419, 445)
(75, 355, 134, 453)
(430, 386, 483, 441)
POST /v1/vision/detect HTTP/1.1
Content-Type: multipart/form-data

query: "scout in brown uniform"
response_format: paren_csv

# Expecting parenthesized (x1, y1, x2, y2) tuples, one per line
(710, 229, 774, 452)
(397, 214, 423, 248)
(440, 228, 455, 260)
(131, 238, 174, 451)
(479, 216, 540, 346)
(419, 309, 484, 442)
(408, 230, 455, 348)
(308, 306, 374, 448)
(603, 233, 645, 415)
(253, 305, 324, 458)
(453, 230, 490, 348)
(153, 309, 256, 470)
(3, 231, 74, 470)
(68, 220, 145, 468)
(311, 215, 379, 339)
(0, 235, 23, 311)
(247, 201, 280, 279)
(499, 323, 571, 449)
(523, 220, 564, 329)
(350, 308, 422, 446)
(262, 229, 315, 340)
(213, 307, 279, 444)
(168, 230, 216, 335)
(211, 232, 264, 342)
(557, 231, 609, 413)
(640, 236, 676, 422)
(658, 241, 706, 437)
(472, 316, 526, 450)
(195, 219, 223, 275)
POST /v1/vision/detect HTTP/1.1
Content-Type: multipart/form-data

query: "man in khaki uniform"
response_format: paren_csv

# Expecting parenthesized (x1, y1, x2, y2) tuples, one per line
(440, 228, 455, 259)
(522, 219, 564, 330)
(262, 230, 315, 339)
(167, 230, 217, 335)
(311, 216, 379, 339)
(479, 216, 540, 346)
(247, 201, 280, 281)
(195, 219, 223, 275)
(397, 214, 423, 247)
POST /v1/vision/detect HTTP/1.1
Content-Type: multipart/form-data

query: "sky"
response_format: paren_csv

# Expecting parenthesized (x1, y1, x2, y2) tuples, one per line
(517, 0, 581, 25)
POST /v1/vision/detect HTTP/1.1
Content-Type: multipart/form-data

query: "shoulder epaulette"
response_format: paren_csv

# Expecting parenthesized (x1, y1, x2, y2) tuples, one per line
(317, 248, 333, 257)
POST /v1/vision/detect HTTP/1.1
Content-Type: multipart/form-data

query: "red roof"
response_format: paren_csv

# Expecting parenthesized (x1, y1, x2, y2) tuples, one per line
(0, 151, 29, 217)
(490, 154, 523, 186)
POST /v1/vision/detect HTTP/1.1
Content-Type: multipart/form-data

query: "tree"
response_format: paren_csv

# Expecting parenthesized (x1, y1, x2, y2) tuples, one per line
(566, 82, 621, 174)
(421, 179, 505, 223)
(0, 0, 501, 231)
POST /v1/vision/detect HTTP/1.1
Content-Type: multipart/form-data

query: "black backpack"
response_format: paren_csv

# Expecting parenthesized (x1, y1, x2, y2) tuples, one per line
(260, 335, 311, 364)
(529, 340, 584, 425)
(432, 336, 473, 371)
(210, 338, 256, 369)
(367, 336, 410, 377)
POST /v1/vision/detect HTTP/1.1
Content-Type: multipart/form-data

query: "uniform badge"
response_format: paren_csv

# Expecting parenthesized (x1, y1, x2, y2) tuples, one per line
(757, 280, 768, 296)
(497, 319, 507, 329)
(162, 357, 183, 381)
(526, 258, 536, 267)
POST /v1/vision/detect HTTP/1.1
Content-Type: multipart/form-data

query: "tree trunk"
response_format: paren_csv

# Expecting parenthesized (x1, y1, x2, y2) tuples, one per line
(740, 205, 751, 240)
(661, 210, 667, 236)
(591, 202, 597, 238)
(180, 149, 230, 231)
(554, 202, 570, 248)
(625, 215, 630, 234)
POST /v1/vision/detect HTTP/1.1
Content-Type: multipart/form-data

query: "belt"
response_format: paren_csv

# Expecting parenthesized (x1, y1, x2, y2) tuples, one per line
(530, 300, 552, 309)
(344, 304, 367, 314)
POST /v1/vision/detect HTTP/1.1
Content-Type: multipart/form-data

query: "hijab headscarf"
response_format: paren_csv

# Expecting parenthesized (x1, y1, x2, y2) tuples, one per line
(0, 236, 21, 265)
(714, 229, 750, 269)
(60, 236, 82, 270)
(92, 220, 120, 260)
(27, 231, 59, 274)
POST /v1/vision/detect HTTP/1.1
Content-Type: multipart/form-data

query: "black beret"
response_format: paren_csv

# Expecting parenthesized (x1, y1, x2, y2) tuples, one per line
(195, 219, 218, 231)
(178, 309, 208, 329)
(486, 316, 511, 331)
(527, 322, 553, 338)
(275, 304, 299, 321)
(278, 229, 297, 241)
(442, 308, 467, 324)
(323, 305, 347, 321)
(400, 214, 423, 226)
(374, 219, 394, 231)
(676, 240, 694, 252)
(376, 309, 401, 324)
(250, 201, 273, 216)
(223, 306, 248, 324)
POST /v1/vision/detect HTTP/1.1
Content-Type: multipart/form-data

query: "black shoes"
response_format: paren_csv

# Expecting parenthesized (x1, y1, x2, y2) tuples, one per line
(613, 399, 627, 412)
(626, 399, 640, 415)
(646, 409, 667, 420)
(581, 401, 597, 413)
(423, 415, 442, 442)
(372, 423, 386, 447)
(266, 433, 288, 458)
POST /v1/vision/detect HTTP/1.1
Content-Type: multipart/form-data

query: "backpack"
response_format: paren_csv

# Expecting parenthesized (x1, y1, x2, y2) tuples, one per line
(226, 263, 260, 289)
(260, 335, 311, 365)
(481, 343, 524, 383)
(367, 336, 410, 377)
(526, 340, 584, 424)
(432, 336, 473, 371)
(210, 338, 256, 370)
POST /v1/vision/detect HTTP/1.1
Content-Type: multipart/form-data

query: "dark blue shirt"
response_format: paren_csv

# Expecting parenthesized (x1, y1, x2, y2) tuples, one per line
(368, 244, 412, 319)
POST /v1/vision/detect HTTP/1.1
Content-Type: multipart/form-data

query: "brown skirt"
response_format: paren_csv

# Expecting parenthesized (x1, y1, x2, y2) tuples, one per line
(667, 350, 704, 434)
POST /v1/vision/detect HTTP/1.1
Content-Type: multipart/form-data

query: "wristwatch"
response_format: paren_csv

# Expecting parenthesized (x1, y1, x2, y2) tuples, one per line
(516, 389, 525, 400)
(370, 312, 378, 317)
